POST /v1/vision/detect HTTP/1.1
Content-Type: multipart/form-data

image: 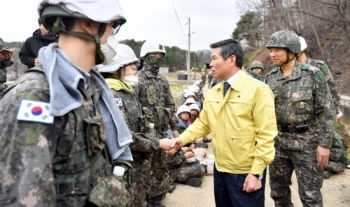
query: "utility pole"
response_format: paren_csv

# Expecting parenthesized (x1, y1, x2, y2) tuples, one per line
(187, 17, 191, 85)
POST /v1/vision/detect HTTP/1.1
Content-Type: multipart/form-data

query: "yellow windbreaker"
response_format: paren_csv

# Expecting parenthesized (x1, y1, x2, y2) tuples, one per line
(180, 71, 277, 174)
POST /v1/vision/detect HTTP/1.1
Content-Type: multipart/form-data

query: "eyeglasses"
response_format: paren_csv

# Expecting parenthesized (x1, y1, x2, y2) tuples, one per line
(112, 20, 124, 35)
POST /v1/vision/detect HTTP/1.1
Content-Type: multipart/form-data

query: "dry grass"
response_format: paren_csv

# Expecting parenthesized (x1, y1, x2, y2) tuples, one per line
(163, 71, 204, 106)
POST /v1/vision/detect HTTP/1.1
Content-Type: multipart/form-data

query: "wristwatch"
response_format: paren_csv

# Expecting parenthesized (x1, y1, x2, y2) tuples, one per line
(253, 174, 264, 180)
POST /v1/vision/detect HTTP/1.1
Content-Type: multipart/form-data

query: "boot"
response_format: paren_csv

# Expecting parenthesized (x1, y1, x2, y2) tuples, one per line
(168, 184, 176, 193)
(323, 171, 334, 179)
(147, 195, 166, 207)
(185, 177, 202, 187)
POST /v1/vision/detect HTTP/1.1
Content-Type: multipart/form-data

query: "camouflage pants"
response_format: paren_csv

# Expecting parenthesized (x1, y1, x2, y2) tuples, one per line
(324, 161, 345, 173)
(0, 83, 6, 97)
(129, 160, 148, 207)
(269, 148, 324, 207)
(170, 161, 205, 182)
(148, 150, 173, 198)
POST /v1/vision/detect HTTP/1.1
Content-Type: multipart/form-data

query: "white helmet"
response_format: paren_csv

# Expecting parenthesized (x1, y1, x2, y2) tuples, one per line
(188, 85, 200, 93)
(38, 0, 126, 33)
(299, 36, 307, 52)
(184, 97, 196, 105)
(184, 91, 195, 98)
(194, 80, 202, 86)
(97, 43, 139, 73)
(176, 105, 191, 117)
(140, 41, 166, 58)
(189, 104, 200, 113)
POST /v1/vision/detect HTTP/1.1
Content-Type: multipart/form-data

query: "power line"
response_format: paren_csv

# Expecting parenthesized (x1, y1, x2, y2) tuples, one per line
(170, 0, 187, 42)
(181, 0, 189, 18)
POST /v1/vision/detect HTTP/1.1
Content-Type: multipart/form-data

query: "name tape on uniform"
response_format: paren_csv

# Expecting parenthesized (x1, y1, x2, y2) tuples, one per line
(16, 100, 54, 124)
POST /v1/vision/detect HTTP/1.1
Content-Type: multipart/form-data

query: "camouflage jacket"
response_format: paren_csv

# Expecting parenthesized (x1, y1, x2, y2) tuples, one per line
(106, 77, 160, 160)
(201, 74, 206, 83)
(265, 62, 334, 149)
(166, 150, 187, 169)
(207, 74, 213, 82)
(0, 38, 13, 83)
(0, 70, 128, 207)
(137, 67, 178, 134)
(329, 133, 348, 164)
(307, 58, 340, 115)
(245, 69, 264, 82)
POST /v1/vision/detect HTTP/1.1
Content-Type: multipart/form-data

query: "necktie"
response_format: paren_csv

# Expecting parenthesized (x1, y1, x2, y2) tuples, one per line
(223, 81, 231, 96)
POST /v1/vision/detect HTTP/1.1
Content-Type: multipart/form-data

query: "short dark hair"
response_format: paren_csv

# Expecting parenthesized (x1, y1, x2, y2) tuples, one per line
(38, 18, 42, 25)
(210, 39, 243, 68)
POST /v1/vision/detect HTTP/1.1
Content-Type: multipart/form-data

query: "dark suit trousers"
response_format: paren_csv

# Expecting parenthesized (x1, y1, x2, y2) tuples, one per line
(214, 165, 266, 207)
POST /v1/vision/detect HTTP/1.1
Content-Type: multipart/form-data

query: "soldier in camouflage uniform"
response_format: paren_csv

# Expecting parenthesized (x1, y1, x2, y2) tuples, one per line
(166, 106, 205, 188)
(323, 133, 349, 179)
(137, 41, 179, 207)
(207, 73, 213, 89)
(250, 60, 264, 74)
(245, 69, 264, 82)
(210, 77, 220, 88)
(297, 36, 341, 118)
(0, 1, 134, 206)
(200, 72, 206, 89)
(246, 60, 265, 81)
(167, 148, 205, 188)
(0, 37, 13, 97)
(98, 44, 174, 207)
(265, 30, 334, 207)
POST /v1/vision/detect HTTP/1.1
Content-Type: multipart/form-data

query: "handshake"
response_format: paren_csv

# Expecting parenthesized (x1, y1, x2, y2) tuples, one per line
(159, 137, 183, 154)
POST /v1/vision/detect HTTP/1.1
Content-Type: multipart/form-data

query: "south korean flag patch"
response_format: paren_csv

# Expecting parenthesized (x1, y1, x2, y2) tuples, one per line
(115, 98, 123, 106)
(16, 100, 54, 124)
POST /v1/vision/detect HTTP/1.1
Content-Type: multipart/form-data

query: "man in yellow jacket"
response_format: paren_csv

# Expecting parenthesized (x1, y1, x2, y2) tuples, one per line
(171, 39, 277, 207)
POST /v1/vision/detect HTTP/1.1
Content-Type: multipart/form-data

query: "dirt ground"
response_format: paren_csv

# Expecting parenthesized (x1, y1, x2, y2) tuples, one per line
(162, 143, 350, 207)
(163, 80, 350, 207)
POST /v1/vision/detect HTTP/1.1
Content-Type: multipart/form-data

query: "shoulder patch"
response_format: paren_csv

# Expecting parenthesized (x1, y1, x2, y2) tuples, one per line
(314, 60, 325, 65)
(16, 100, 54, 124)
(314, 72, 325, 84)
(115, 98, 123, 106)
(270, 68, 278, 73)
(301, 64, 310, 70)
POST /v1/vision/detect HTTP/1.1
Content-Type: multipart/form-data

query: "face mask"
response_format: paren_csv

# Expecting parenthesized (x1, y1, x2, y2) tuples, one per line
(122, 74, 139, 86)
(100, 34, 119, 65)
(145, 55, 163, 69)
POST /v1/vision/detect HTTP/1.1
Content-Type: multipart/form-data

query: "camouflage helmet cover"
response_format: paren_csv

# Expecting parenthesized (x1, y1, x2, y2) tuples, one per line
(250, 61, 264, 71)
(265, 30, 301, 53)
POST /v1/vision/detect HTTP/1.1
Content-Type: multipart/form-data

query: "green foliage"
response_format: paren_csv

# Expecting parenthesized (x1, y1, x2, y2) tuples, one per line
(232, 11, 262, 47)
(242, 46, 265, 67)
(5, 41, 24, 49)
(120, 39, 198, 71)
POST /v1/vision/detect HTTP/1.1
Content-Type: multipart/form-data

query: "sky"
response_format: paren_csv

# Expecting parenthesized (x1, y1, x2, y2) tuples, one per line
(0, 0, 241, 51)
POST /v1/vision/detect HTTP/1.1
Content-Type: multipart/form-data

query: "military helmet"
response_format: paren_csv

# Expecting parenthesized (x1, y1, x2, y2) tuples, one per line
(265, 30, 301, 53)
(299, 36, 307, 52)
(176, 105, 191, 117)
(250, 61, 264, 71)
(140, 41, 166, 58)
(38, 0, 126, 35)
(97, 43, 139, 73)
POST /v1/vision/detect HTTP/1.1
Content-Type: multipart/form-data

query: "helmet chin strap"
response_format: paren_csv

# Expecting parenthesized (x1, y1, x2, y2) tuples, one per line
(51, 17, 107, 64)
(275, 51, 296, 67)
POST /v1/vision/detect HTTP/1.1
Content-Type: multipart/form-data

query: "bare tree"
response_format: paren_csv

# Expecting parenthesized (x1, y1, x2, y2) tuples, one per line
(291, 0, 350, 46)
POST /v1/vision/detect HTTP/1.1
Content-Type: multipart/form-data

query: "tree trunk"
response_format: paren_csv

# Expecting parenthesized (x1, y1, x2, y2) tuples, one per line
(306, 0, 327, 62)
